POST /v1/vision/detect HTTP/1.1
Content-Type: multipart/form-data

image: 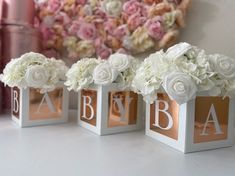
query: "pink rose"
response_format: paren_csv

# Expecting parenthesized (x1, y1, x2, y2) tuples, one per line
(145, 17, 165, 40)
(77, 22, 97, 40)
(47, 0, 61, 12)
(127, 13, 146, 31)
(94, 8, 107, 20)
(68, 21, 80, 35)
(76, 0, 87, 5)
(113, 25, 130, 39)
(40, 26, 54, 41)
(104, 19, 117, 33)
(96, 44, 112, 59)
(55, 12, 71, 25)
(123, 0, 146, 16)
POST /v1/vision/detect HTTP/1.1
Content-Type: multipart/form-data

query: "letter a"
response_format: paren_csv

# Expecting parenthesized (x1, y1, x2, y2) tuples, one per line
(13, 90, 19, 113)
(153, 100, 173, 130)
(200, 104, 223, 136)
(82, 96, 94, 120)
(36, 93, 56, 113)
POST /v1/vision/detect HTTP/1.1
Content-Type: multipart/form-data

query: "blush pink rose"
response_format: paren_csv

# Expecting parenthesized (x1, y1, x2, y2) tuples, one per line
(145, 17, 165, 40)
(94, 8, 107, 20)
(113, 25, 130, 39)
(47, 0, 61, 12)
(40, 26, 54, 41)
(127, 13, 146, 31)
(123, 0, 146, 16)
(123, 0, 141, 15)
(77, 22, 97, 40)
(68, 21, 80, 35)
(96, 44, 112, 59)
(55, 12, 71, 25)
(104, 19, 117, 33)
(76, 0, 87, 5)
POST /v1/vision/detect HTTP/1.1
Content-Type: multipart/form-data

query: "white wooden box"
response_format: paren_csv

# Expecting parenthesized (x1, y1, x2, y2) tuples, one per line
(78, 84, 143, 135)
(11, 83, 69, 127)
(146, 92, 235, 153)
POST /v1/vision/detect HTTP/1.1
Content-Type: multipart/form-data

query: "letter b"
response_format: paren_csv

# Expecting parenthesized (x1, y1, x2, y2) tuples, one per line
(82, 96, 95, 120)
(152, 100, 173, 130)
(13, 90, 19, 113)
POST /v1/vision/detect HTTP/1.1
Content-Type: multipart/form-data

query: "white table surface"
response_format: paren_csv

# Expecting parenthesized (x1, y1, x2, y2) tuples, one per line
(0, 114, 235, 176)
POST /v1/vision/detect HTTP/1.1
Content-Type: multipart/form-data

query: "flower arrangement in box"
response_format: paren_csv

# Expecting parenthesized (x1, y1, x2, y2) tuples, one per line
(65, 53, 142, 135)
(35, 0, 191, 60)
(65, 53, 140, 91)
(132, 42, 235, 153)
(0, 52, 68, 92)
(0, 52, 69, 127)
(132, 42, 235, 104)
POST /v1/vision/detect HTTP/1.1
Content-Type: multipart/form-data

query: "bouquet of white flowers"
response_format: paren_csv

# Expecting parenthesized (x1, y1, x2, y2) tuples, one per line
(0, 52, 68, 93)
(132, 42, 235, 104)
(65, 53, 140, 91)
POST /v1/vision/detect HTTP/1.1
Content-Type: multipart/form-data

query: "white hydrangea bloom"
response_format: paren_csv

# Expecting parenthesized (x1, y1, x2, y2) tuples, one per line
(65, 58, 100, 91)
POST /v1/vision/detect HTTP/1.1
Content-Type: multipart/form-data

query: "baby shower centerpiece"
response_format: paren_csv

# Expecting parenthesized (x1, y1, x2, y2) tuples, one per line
(65, 53, 142, 135)
(132, 42, 235, 153)
(0, 52, 69, 127)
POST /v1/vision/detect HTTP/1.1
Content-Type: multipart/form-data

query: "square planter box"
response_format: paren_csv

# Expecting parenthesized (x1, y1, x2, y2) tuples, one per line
(78, 84, 143, 135)
(11, 83, 69, 127)
(146, 92, 235, 153)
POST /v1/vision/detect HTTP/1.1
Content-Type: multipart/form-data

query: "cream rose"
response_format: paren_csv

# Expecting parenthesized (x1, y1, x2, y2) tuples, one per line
(93, 62, 118, 85)
(131, 27, 154, 53)
(25, 65, 49, 88)
(101, 0, 122, 17)
(76, 40, 95, 58)
(163, 71, 197, 105)
(108, 53, 130, 72)
(209, 54, 235, 80)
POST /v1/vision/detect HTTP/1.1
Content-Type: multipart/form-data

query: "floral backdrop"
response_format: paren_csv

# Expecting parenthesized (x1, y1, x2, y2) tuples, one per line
(35, 0, 190, 61)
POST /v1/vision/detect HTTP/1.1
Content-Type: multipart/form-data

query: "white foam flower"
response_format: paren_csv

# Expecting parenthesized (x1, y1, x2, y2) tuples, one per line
(209, 54, 235, 80)
(162, 71, 197, 105)
(25, 65, 49, 88)
(101, 0, 122, 17)
(65, 58, 100, 91)
(51, 59, 68, 81)
(165, 42, 192, 62)
(116, 56, 140, 90)
(93, 62, 118, 85)
(108, 53, 130, 72)
(147, 50, 170, 79)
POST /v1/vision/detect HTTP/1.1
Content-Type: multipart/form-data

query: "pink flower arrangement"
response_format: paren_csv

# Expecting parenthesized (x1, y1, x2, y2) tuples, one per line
(35, 0, 191, 60)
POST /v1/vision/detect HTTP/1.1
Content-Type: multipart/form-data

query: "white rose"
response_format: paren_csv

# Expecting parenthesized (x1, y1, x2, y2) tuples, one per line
(163, 71, 197, 105)
(25, 65, 49, 88)
(108, 53, 130, 72)
(93, 62, 118, 85)
(209, 54, 235, 80)
(101, 0, 122, 17)
(165, 42, 192, 61)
